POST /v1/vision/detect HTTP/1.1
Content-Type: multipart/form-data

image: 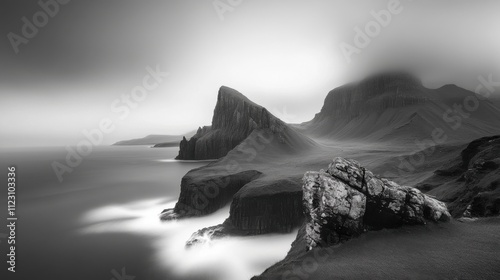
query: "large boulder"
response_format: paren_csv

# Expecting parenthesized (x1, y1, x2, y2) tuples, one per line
(303, 157, 450, 250)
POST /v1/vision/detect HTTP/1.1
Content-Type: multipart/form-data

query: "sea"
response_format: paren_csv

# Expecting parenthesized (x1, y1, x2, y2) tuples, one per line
(0, 146, 296, 280)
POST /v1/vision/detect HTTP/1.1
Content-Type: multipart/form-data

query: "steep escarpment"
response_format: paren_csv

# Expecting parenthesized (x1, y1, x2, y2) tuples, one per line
(301, 72, 500, 142)
(227, 178, 304, 234)
(417, 135, 500, 217)
(160, 169, 262, 220)
(176, 86, 287, 160)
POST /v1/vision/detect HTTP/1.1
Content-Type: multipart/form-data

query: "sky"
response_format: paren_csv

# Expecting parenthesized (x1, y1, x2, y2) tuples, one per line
(1, 0, 499, 146)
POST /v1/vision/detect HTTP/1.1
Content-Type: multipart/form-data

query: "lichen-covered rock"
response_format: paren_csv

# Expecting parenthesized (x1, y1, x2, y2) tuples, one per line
(303, 157, 451, 250)
(303, 171, 366, 249)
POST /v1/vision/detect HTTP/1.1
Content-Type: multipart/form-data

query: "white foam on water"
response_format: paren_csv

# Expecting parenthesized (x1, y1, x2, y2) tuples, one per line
(79, 198, 296, 280)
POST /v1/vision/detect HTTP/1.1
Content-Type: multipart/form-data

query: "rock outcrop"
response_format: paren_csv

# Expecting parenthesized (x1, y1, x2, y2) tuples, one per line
(176, 86, 287, 160)
(303, 157, 450, 250)
(417, 135, 500, 217)
(160, 169, 262, 220)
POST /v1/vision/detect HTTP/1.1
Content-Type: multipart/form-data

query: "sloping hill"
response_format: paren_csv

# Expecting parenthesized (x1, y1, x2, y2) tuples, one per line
(417, 135, 500, 217)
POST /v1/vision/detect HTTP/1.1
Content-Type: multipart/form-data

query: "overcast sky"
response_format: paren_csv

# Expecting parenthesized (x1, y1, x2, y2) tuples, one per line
(1, 0, 499, 146)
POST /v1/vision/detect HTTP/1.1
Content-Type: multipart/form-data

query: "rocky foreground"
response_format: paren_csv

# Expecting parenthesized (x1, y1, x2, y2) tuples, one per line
(303, 157, 450, 250)
(183, 157, 451, 249)
(157, 74, 500, 279)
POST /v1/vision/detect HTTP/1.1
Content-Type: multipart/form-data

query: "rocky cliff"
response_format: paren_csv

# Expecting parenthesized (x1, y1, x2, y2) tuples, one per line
(160, 169, 263, 220)
(417, 135, 500, 217)
(162, 89, 317, 223)
(176, 86, 287, 160)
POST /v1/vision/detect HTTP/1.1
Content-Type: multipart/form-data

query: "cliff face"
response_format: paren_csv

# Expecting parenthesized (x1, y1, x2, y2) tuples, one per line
(176, 86, 286, 160)
(163, 86, 317, 228)
(417, 135, 500, 217)
(182, 177, 305, 247)
(160, 169, 262, 220)
(227, 178, 304, 234)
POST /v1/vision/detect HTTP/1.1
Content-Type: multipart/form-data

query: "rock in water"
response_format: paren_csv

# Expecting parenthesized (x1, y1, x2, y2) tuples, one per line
(303, 157, 450, 250)
(185, 224, 227, 247)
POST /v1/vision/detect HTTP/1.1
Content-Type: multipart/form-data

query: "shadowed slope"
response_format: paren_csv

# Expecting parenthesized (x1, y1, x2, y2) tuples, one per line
(417, 135, 500, 217)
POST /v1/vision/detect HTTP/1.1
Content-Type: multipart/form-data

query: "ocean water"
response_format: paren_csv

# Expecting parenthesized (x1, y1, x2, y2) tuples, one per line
(0, 146, 296, 280)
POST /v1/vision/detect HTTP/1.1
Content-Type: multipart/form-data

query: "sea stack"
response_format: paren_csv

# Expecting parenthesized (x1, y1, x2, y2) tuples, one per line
(176, 86, 287, 160)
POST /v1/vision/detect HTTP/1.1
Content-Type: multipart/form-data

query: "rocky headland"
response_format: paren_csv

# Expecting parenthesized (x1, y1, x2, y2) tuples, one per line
(175, 86, 289, 160)
(158, 73, 500, 279)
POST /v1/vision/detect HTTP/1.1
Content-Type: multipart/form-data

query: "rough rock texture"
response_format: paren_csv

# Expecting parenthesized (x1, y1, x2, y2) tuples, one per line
(160, 169, 262, 220)
(304, 157, 450, 250)
(417, 135, 500, 217)
(176, 86, 287, 160)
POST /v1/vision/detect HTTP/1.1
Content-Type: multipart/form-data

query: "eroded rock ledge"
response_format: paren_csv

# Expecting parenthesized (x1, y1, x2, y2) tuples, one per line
(304, 157, 450, 250)
(160, 169, 263, 220)
(184, 178, 305, 247)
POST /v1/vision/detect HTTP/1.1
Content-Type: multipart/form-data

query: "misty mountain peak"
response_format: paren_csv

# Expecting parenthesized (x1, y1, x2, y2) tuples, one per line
(359, 71, 423, 89)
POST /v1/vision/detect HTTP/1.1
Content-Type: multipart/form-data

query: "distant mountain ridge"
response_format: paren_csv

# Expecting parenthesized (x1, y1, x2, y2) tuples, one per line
(113, 133, 195, 146)
(301, 72, 500, 142)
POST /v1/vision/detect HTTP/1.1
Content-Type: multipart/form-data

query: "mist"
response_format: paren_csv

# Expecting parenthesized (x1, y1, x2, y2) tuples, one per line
(1, 0, 499, 147)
